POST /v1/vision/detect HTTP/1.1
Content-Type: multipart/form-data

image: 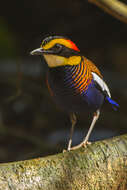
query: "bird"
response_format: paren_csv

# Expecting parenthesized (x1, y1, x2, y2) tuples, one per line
(30, 35, 119, 151)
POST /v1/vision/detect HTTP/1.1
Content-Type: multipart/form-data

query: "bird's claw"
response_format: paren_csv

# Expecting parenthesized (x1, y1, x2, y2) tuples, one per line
(82, 141, 91, 147)
(63, 149, 67, 153)
(63, 141, 91, 152)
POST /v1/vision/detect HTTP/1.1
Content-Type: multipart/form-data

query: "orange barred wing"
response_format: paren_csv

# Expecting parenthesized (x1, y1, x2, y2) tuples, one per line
(83, 57, 103, 78)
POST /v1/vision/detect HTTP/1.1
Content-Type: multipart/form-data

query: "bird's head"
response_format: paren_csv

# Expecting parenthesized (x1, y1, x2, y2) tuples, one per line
(30, 36, 81, 68)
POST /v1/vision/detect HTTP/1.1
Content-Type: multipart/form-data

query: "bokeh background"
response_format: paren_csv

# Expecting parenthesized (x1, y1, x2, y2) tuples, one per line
(0, 0, 127, 163)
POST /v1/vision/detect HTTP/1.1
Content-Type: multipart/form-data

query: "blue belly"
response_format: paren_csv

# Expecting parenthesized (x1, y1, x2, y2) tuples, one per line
(82, 81, 104, 111)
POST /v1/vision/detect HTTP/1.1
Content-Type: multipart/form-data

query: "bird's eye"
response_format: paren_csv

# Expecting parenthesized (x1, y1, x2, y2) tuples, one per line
(53, 43, 62, 52)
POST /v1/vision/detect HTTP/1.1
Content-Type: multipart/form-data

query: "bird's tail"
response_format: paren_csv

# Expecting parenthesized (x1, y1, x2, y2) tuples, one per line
(106, 96, 119, 111)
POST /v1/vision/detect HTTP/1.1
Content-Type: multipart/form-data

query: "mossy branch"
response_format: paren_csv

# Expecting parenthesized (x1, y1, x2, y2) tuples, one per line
(88, 0, 127, 24)
(0, 134, 127, 190)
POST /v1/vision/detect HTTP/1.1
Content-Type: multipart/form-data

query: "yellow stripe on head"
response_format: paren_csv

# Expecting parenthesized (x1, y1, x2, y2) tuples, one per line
(41, 38, 80, 52)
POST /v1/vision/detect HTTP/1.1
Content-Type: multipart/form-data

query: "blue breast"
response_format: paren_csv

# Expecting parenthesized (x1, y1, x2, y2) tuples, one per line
(47, 65, 104, 113)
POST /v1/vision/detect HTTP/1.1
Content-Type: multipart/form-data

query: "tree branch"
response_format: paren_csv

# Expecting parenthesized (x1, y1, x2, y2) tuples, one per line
(88, 0, 127, 24)
(0, 134, 127, 190)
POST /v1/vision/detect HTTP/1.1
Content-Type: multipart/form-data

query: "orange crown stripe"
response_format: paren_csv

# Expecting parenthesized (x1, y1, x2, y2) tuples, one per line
(66, 39, 80, 52)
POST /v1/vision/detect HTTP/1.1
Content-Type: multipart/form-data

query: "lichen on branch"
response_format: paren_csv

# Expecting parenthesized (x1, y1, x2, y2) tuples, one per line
(0, 134, 127, 189)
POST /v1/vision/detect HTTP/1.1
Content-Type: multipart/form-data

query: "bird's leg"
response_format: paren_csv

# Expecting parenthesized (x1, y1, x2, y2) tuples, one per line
(70, 110, 100, 150)
(82, 109, 100, 145)
(67, 113, 77, 151)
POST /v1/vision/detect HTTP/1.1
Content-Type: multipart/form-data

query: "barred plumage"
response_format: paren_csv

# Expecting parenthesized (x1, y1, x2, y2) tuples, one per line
(31, 35, 119, 151)
(47, 57, 104, 113)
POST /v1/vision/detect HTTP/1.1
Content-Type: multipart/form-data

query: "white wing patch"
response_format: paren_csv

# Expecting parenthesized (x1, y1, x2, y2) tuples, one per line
(92, 72, 111, 98)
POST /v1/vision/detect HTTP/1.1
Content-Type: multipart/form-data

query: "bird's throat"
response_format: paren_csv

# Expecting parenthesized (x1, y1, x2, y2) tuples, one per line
(43, 54, 81, 68)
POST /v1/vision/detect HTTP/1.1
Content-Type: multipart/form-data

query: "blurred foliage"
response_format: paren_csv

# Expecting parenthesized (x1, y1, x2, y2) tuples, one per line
(0, 18, 17, 58)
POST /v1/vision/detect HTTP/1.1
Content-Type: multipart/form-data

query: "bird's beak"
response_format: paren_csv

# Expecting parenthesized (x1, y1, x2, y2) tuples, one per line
(30, 48, 45, 55)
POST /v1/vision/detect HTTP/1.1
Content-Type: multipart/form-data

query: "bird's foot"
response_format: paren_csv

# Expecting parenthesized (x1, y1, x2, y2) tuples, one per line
(84, 141, 91, 145)
(63, 141, 91, 152)
(69, 141, 91, 151)
(63, 149, 67, 153)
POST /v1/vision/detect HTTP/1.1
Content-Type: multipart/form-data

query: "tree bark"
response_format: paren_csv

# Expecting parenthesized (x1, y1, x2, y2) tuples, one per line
(88, 0, 127, 24)
(0, 134, 127, 190)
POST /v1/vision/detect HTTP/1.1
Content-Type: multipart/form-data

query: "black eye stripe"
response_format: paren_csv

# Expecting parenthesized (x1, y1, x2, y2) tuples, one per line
(47, 44, 80, 57)
(48, 43, 63, 53)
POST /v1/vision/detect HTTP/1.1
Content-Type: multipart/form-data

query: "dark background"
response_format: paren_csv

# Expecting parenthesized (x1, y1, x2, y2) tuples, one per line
(0, 0, 127, 162)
